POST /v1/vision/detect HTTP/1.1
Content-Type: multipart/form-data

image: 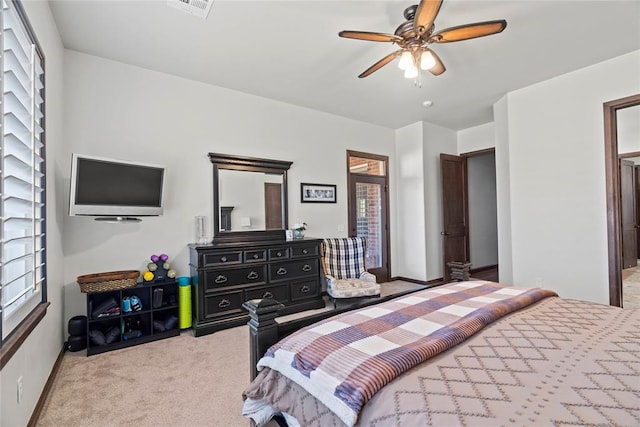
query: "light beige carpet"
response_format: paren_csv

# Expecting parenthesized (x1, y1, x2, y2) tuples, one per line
(36, 281, 425, 426)
(38, 328, 250, 426)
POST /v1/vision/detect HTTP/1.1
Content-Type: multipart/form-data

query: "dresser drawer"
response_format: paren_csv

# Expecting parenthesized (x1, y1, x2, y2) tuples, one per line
(268, 247, 290, 261)
(244, 249, 267, 263)
(290, 243, 319, 258)
(199, 250, 243, 267)
(203, 290, 244, 319)
(269, 259, 319, 282)
(290, 280, 320, 301)
(203, 266, 266, 291)
(245, 284, 288, 303)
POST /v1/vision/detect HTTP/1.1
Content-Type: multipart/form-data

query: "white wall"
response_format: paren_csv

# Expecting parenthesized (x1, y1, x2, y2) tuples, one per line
(467, 153, 498, 268)
(457, 123, 494, 154)
(394, 121, 460, 282)
(493, 97, 514, 284)
(61, 50, 396, 323)
(394, 123, 427, 280)
(498, 50, 640, 303)
(1, 2, 65, 427)
(422, 122, 458, 280)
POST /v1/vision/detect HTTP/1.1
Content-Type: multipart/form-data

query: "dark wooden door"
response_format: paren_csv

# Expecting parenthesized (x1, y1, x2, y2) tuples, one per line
(440, 154, 469, 282)
(264, 183, 282, 229)
(620, 160, 637, 268)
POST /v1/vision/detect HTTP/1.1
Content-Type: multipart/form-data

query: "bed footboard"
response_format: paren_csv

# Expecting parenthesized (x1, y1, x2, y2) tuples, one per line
(243, 298, 284, 380)
(243, 284, 431, 380)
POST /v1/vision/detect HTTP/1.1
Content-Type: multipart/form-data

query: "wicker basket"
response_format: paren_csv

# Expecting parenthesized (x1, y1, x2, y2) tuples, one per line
(77, 270, 140, 293)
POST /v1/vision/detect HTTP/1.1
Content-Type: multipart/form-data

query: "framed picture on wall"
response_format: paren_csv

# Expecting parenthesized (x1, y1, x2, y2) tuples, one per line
(300, 183, 337, 203)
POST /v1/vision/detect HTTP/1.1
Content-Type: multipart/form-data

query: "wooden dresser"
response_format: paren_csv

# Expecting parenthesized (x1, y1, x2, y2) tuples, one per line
(188, 238, 325, 336)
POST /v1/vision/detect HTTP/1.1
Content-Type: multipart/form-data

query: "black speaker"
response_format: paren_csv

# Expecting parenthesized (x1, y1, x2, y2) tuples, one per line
(152, 288, 163, 308)
(66, 335, 86, 352)
(68, 315, 87, 336)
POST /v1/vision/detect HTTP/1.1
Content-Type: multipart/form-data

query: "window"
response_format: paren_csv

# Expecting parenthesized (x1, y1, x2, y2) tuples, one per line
(0, 0, 47, 352)
(347, 150, 390, 282)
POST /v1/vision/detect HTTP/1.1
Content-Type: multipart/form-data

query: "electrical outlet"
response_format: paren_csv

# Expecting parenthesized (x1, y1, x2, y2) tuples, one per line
(17, 376, 23, 404)
(535, 277, 543, 287)
(337, 224, 345, 233)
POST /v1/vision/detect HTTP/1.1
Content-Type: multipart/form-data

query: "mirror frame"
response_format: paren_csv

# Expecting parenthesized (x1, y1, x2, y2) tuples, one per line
(604, 93, 640, 307)
(209, 152, 292, 244)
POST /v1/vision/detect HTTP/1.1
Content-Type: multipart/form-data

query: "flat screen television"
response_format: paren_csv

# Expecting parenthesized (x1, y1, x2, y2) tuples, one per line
(69, 153, 165, 219)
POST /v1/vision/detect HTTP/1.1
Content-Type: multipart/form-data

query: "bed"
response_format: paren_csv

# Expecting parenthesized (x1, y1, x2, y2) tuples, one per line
(242, 280, 640, 426)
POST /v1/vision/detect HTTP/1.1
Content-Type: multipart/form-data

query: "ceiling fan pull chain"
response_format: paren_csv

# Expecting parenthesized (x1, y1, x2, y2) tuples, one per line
(415, 69, 422, 88)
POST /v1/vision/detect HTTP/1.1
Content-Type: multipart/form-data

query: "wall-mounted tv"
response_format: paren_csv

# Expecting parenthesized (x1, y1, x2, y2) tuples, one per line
(69, 153, 165, 219)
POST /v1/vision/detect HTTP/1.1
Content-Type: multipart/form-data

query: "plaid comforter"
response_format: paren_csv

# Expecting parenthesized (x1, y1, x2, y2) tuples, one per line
(256, 281, 558, 426)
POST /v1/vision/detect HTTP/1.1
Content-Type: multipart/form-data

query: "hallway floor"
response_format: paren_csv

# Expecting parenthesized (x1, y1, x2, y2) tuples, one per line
(621, 262, 640, 309)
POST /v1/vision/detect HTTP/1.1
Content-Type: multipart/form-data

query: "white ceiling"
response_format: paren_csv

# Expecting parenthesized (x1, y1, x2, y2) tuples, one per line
(49, 0, 640, 130)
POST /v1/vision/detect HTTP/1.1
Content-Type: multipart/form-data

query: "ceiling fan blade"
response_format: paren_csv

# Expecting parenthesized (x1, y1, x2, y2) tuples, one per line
(427, 49, 446, 76)
(429, 20, 507, 43)
(339, 30, 403, 43)
(358, 50, 402, 78)
(414, 0, 443, 35)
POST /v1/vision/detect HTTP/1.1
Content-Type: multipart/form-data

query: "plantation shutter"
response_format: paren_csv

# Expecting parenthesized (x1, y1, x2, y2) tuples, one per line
(1, 0, 46, 328)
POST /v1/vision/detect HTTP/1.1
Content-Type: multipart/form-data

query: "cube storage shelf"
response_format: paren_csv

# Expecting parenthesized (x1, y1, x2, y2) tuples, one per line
(85, 280, 180, 356)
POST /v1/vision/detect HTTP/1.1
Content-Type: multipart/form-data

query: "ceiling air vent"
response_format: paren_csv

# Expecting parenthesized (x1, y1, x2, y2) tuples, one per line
(167, 0, 214, 19)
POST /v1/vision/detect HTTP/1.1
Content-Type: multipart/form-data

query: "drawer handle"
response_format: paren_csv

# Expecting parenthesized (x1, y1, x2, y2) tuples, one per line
(302, 249, 308, 254)
(218, 299, 231, 308)
(220, 256, 228, 262)
(263, 291, 273, 299)
(214, 275, 228, 284)
(302, 264, 312, 272)
(247, 271, 259, 280)
(300, 285, 310, 293)
(253, 254, 259, 259)
(276, 267, 287, 276)
(276, 251, 282, 257)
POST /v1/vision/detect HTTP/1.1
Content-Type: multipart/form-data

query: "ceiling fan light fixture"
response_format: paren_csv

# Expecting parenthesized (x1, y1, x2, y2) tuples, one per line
(420, 50, 436, 70)
(398, 50, 413, 70)
(339, 0, 507, 80)
(404, 65, 418, 79)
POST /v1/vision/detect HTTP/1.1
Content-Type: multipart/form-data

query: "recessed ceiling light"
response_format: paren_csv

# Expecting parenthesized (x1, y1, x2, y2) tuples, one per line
(422, 100, 434, 108)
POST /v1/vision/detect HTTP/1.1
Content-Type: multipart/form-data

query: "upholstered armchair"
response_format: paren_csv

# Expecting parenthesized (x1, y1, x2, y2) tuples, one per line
(320, 237, 381, 307)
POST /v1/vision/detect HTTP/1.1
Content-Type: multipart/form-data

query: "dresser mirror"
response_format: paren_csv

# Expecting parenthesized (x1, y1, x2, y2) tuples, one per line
(209, 153, 292, 243)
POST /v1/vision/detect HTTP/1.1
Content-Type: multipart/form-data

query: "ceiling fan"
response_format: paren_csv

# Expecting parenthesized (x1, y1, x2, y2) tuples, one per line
(339, 0, 507, 79)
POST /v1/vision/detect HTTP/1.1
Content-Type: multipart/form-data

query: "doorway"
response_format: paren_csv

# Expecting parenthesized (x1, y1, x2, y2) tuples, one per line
(264, 183, 282, 229)
(347, 150, 390, 283)
(604, 93, 640, 308)
(441, 148, 498, 282)
(618, 154, 640, 310)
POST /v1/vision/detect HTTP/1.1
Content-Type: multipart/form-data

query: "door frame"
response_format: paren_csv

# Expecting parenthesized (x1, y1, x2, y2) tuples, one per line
(440, 148, 497, 281)
(346, 150, 391, 282)
(604, 93, 640, 307)
(264, 182, 283, 229)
